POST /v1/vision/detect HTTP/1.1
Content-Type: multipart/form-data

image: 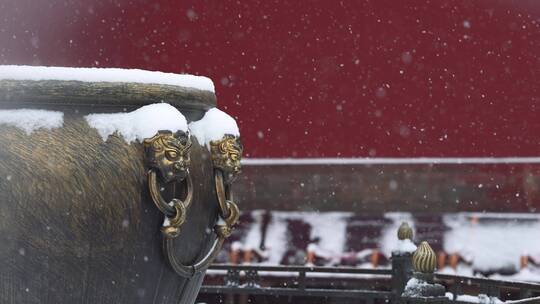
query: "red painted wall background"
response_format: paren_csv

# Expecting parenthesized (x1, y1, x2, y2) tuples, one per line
(1, 0, 540, 158)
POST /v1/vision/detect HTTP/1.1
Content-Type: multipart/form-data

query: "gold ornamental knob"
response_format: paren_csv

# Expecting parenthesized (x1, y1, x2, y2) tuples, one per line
(412, 241, 437, 273)
(162, 226, 180, 238)
(397, 222, 413, 240)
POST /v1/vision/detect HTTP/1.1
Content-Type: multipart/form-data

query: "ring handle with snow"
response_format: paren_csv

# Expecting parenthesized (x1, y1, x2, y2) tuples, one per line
(161, 134, 243, 278)
(144, 130, 194, 238)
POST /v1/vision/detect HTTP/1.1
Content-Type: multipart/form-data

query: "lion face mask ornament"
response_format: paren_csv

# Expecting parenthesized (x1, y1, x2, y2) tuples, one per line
(210, 134, 243, 185)
(144, 130, 192, 184)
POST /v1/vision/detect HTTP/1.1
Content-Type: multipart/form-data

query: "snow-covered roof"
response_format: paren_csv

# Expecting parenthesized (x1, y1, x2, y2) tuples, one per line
(215, 210, 540, 282)
(0, 65, 215, 92)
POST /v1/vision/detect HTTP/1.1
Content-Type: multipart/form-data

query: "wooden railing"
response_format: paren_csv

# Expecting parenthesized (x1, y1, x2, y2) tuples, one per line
(200, 263, 540, 303)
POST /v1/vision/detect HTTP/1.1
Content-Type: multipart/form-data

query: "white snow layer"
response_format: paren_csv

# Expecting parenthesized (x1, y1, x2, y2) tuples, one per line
(402, 277, 431, 297)
(85, 103, 188, 143)
(0, 65, 215, 92)
(189, 108, 240, 148)
(262, 211, 351, 265)
(262, 213, 289, 265)
(0, 109, 63, 134)
(491, 267, 540, 282)
(242, 210, 265, 251)
(394, 239, 417, 254)
(443, 213, 540, 272)
(303, 212, 350, 263)
(446, 293, 503, 304)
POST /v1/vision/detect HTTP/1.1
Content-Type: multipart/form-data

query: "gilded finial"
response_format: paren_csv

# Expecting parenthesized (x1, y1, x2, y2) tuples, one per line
(412, 241, 437, 273)
(397, 222, 413, 240)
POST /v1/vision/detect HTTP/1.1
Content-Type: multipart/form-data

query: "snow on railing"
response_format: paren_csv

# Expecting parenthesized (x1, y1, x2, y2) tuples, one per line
(203, 222, 540, 303)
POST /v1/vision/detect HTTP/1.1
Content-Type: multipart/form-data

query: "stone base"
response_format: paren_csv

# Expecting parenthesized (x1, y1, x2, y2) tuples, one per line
(413, 272, 436, 284)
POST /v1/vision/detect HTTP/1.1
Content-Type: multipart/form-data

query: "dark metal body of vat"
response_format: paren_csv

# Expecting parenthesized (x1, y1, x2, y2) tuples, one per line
(0, 79, 238, 304)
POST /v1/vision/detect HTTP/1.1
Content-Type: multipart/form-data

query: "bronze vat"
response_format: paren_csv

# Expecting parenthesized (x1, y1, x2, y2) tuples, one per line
(0, 72, 241, 304)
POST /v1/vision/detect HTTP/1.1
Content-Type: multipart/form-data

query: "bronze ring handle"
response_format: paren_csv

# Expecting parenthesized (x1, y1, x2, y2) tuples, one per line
(160, 199, 187, 238)
(214, 170, 233, 219)
(146, 150, 239, 277)
(164, 232, 226, 278)
(153, 133, 243, 278)
(164, 171, 240, 278)
(148, 169, 193, 218)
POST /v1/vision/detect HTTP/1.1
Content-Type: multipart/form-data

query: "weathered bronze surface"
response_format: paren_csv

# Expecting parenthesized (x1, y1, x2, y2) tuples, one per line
(0, 79, 215, 111)
(0, 79, 224, 304)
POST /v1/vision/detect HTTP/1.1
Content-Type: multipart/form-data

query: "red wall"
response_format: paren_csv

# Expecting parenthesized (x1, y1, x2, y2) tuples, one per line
(1, 0, 540, 158)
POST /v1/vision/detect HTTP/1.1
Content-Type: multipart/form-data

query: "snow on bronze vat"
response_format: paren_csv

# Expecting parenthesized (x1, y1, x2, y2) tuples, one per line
(0, 66, 242, 304)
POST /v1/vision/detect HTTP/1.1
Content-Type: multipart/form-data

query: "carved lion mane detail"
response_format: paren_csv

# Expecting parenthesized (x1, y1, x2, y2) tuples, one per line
(210, 134, 243, 183)
(143, 130, 192, 183)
